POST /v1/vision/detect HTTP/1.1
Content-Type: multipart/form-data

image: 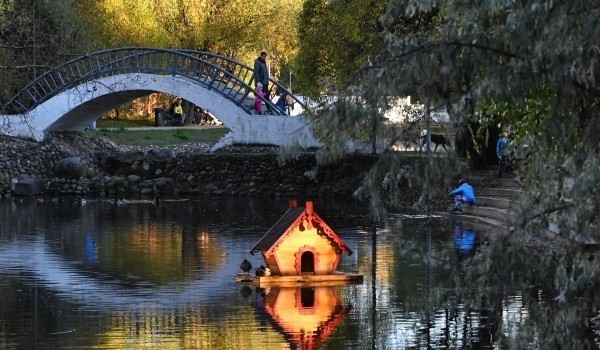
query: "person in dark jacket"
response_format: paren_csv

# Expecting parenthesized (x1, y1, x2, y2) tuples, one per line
(253, 52, 269, 96)
(449, 178, 476, 214)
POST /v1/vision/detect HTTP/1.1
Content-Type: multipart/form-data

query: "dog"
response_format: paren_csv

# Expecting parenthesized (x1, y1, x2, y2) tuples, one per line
(421, 134, 451, 152)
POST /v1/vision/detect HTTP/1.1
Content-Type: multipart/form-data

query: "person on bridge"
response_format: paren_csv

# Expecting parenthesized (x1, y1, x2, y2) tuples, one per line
(275, 93, 286, 114)
(274, 86, 296, 115)
(254, 83, 265, 115)
(253, 52, 269, 96)
(449, 178, 476, 214)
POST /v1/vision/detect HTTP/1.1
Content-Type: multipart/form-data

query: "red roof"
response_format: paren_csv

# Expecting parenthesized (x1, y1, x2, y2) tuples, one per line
(250, 201, 352, 256)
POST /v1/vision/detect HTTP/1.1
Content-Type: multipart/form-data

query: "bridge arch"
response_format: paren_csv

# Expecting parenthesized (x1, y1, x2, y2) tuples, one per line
(0, 48, 320, 149)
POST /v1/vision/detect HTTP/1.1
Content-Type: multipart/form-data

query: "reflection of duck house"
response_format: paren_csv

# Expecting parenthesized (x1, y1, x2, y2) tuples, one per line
(257, 287, 350, 350)
(236, 200, 362, 286)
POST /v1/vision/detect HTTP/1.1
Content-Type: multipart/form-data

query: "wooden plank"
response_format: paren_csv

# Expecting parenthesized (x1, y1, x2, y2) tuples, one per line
(235, 272, 363, 287)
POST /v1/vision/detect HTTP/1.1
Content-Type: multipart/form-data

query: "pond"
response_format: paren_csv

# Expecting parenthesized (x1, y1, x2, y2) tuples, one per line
(0, 196, 590, 349)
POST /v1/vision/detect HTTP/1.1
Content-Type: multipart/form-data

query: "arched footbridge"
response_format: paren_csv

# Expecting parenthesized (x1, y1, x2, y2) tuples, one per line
(0, 47, 321, 150)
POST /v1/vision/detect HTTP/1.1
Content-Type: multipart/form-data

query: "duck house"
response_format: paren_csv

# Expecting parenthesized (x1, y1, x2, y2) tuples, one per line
(237, 200, 362, 286)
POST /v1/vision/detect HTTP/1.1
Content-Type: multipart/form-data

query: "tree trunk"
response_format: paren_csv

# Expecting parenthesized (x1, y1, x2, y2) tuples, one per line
(487, 126, 500, 164)
(455, 123, 470, 158)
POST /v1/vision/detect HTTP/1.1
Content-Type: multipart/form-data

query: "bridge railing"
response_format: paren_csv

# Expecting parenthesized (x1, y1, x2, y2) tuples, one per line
(1, 47, 305, 116)
(177, 50, 306, 112)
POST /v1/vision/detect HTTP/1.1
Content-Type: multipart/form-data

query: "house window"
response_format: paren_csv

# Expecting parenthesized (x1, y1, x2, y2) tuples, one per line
(301, 251, 315, 273)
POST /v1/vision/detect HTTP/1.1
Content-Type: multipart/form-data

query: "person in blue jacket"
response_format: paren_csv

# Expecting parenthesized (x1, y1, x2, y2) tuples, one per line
(496, 131, 515, 177)
(276, 94, 286, 112)
(449, 178, 476, 214)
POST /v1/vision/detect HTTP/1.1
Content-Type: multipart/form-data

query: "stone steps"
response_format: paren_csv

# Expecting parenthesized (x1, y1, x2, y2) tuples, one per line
(440, 178, 519, 231)
(462, 205, 509, 221)
(476, 196, 511, 209)
(478, 187, 521, 199)
(448, 213, 509, 232)
(446, 204, 510, 222)
(446, 178, 598, 250)
(495, 178, 521, 189)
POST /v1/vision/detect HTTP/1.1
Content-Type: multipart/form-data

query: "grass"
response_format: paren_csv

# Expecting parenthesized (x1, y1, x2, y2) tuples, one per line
(96, 119, 155, 128)
(86, 127, 229, 146)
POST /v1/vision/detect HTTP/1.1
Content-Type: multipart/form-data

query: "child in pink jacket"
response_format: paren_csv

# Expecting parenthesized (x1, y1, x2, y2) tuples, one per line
(254, 83, 264, 115)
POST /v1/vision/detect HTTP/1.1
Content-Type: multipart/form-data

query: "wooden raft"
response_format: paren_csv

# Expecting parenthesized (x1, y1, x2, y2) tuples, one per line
(235, 271, 363, 287)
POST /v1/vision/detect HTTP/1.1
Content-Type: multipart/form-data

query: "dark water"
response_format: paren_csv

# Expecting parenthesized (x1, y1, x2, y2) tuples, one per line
(0, 196, 550, 349)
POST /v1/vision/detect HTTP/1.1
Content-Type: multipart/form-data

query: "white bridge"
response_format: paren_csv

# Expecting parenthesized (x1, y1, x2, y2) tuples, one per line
(0, 47, 321, 150)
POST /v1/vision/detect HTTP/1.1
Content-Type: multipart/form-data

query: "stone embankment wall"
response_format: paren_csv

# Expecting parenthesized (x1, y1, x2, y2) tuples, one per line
(0, 133, 378, 199)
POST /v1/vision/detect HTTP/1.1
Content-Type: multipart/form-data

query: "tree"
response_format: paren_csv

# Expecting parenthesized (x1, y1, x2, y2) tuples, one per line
(0, 0, 99, 109)
(310, 0, 600, 347)
(1, 1, 304, 119)
(70, 0, 304, 119)
(77, 0, 302, 76)
(294, 0, 388, 97)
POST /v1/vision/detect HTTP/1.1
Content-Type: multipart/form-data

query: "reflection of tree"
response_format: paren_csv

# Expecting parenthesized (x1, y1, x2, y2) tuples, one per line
(101, 222, 185, 284)
(0, 276, 293, 349)
(96, 306, 287, 349)
(99, 223, 226, 285)
(0, 276, 115, 349)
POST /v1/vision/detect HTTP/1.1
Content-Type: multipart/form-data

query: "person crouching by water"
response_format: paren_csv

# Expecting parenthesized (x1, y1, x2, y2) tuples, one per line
(449, 178, 476, 214)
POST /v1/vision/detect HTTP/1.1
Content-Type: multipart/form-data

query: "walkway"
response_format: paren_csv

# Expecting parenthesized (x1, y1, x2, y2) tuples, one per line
(101, 125, 228, 131)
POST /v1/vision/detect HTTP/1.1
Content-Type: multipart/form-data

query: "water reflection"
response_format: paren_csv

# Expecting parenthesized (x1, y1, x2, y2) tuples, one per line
(452, 221, 476, 256)
(0, 197, 596, 348)
(254, 286, 349, 350)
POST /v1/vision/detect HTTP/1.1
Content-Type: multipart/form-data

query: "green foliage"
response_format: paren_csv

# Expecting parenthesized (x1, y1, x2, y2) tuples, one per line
(1, 0, 305, 117)
(294, 0, 388, 97)
(76, 0, 303, 75)
(307, 0, 600, 347)
(0, 0, 100, 104)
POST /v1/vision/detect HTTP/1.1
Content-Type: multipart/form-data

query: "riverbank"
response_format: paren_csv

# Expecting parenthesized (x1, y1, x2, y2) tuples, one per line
(0, 132, 375, 200)
(1, 132, 504, 214)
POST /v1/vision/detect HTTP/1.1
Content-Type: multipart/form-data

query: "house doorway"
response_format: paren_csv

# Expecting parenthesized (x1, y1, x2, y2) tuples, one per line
(300, 287, 315, 308)
(300, 251, 315, 273)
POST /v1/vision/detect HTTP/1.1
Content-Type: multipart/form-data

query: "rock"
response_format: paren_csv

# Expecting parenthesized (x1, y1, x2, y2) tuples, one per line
(94, 150, 112, 160)
(14, 177, 43, 196)
(54, 157, 84, 179)
(127, 175, 141, 183)
(148, 148, 174, 158)
(140, 188, 153, 195)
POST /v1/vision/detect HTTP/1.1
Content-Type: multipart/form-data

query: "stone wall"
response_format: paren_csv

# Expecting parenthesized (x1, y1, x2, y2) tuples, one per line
(0, 133, 118, 195)
(0, 133, 378, 199)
